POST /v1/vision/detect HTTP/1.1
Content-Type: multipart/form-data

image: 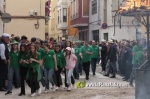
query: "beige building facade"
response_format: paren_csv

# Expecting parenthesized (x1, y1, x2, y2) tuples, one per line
(49, 0, 62, 41)
(5, 0, 47, 40)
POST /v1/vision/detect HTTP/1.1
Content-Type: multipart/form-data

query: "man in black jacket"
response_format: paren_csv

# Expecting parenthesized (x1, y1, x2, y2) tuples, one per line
(105, 40, 117, 78)
(101, 39, 107, 72)
(0, 33, 10, 91)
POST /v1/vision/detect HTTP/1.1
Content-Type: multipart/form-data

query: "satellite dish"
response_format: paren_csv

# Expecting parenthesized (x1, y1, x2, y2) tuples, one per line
(1, 13, 11, 23)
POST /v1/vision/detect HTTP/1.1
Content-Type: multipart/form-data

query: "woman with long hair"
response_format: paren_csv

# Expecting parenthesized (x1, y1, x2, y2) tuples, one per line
(18, 44, 29, 96)
(5, 40, 20, 95)
(26, 44, 42, 97)
(54, 44, 66, 90)
(64, 41, 75, 88)
(65, 47, 77, 91)
(42, 43, 57, 93)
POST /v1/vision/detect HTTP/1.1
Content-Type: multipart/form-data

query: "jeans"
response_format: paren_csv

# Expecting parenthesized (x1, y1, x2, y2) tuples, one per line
(20, 66, 28, 94)
(73, 59, 79, 78)
(44, 68, 55, 90)
(78, 58, 83, 74)
(129, 64, 139, 84)
(83, 61, 90, 77)
(40, 67, 46, 87)
(105, 61, 117, 76)
(7, 67, 20, 91)
(64, 69, 75, 87)
(91, 58, 97, 74)
(66, 69, 74, 85)
(110, 62, 117, 76)
(55, 67, 62, 87)
(101, 58, 107, 71)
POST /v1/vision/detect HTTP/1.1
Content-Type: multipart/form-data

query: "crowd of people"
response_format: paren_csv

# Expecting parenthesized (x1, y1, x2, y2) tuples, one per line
(0, 33, 147, 97)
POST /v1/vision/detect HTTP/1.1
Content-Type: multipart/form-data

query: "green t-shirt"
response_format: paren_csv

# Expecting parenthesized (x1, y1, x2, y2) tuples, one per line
(9, 51, 19, 68)
(18, 52, 29, 67)
(29, 52, 41, 67)
(75, 46, 82, 59)
(91, 45, 99, 58)
(37, 48, 45, 58)
(81, 46, 93, 62)
(56, 51, 66, 68)
(43, 50, 55, 69)
(135, 51, 144, 66)
(132, 45, 143, 64)
(27, 52, 41, 81)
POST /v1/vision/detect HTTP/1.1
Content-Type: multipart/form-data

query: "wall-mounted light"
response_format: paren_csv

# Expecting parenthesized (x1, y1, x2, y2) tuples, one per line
(35, 19, 39, 29)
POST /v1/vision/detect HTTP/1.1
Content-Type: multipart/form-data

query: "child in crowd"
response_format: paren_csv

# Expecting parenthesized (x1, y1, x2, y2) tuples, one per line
(65, 47, 77, 91)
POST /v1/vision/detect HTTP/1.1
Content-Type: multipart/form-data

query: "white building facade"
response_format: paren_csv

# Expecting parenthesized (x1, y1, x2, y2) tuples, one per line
(57, 0, 70, 38)
(89, 0, 137, 41)
(0, 0, 4, 35)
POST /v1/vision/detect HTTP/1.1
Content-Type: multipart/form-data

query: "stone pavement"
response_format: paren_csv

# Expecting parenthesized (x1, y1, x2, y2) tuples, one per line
(0, 65, 135, 99)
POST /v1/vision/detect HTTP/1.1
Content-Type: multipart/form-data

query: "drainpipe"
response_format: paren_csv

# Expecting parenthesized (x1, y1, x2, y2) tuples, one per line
(98, 0, 100, 41)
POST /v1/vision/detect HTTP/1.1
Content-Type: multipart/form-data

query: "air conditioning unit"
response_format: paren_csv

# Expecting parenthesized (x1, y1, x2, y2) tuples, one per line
(29, 10, 37, 16)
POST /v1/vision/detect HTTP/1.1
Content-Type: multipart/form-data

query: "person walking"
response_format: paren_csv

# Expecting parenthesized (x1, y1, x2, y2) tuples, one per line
(80, 41, 93, 80)
(0, 33, 10, 91)
(65, 47, 77, 91)
(5, 40, 20, 95)
(105, 40, 117, 78)
(42, 43, 58, 93)
(91, 40, 100, 75)
(54, 44, 66, 90)
(129, 41, 144, 87)
(26, 44, 42, 97)
(18, 44, 29, 96)
(101, 39, 107, 73)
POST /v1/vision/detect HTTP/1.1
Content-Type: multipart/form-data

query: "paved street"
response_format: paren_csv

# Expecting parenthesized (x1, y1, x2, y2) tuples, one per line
(0, 65, 135, 99)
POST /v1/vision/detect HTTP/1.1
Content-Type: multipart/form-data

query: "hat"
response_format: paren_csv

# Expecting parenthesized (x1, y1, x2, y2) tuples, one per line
(101, 39, 106, 42)
(10, 40, 18, 45)
(2, 33, 10, 38)
(109, 40, 113, 43)
(62, 37, 66, 41)
(92, 40, 95, 43)
(66, 47, 71, 51)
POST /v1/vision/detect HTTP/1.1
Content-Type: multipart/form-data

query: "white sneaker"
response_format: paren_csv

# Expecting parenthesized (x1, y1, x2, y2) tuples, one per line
(72, 84, 75, 89)
(44, 89, 50, 93)
(31, 93, 37, 97)
(67, 87, 71, 91)
(55, 87, 59, 91)
(51, 86, 56, 91)
(37, 88, 41, 95)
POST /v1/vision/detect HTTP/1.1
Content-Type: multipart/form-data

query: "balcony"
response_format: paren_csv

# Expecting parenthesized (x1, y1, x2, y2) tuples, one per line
(58, 22, 68, 30)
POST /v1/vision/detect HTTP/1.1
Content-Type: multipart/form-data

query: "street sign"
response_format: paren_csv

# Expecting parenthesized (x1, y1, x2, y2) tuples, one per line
(1, 13, 11, 23)
(102, 23, 108, 29)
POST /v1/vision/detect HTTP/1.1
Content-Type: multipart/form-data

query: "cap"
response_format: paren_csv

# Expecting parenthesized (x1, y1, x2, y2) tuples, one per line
(109, 40, 113, 43)
(66, 47, 71, 51)
(2, 33, 10, 38)
(101, 39, 106, 42)
(10, 40, 18, 45)
(92, 40, 95, 43)
(62, 37, 66, 40)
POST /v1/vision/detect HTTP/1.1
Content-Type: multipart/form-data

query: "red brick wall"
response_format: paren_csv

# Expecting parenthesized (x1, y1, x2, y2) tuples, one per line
(71, 0, 89, 26)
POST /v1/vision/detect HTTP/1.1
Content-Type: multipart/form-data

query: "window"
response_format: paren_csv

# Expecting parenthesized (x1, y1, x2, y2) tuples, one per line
(82, 0, 89, 16)
(104, 33, 108, 41)
(92, 0, 97, 14)
(63, 8, 67, 22)
(58, 11, 59, 24)
(60, 9, 61, 23)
